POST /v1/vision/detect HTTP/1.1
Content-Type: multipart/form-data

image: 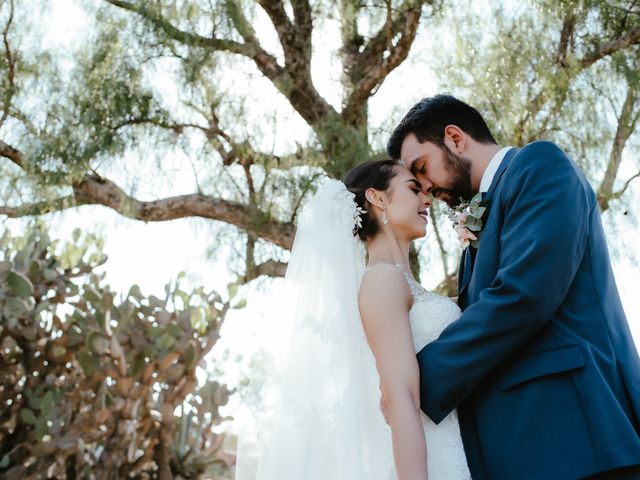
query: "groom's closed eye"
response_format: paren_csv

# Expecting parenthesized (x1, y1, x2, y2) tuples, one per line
(411, 161, 426, 176)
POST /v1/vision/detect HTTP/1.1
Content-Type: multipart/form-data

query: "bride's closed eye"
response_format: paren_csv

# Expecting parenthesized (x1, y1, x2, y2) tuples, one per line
(406, 178, 422, 194)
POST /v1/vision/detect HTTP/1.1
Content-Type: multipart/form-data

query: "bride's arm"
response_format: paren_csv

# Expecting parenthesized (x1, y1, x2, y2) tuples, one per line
(359, 265, 428, 480)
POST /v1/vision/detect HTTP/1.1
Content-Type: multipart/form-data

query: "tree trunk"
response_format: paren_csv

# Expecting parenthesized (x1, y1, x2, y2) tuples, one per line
(597, 84, 639, 211)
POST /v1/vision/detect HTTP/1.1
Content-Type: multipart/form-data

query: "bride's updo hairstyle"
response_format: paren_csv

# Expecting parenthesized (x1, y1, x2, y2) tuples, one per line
(343, 159, 401, 242)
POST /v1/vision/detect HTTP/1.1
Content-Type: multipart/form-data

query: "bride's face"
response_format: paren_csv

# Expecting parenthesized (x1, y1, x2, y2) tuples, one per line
(383, 168, 433, 240)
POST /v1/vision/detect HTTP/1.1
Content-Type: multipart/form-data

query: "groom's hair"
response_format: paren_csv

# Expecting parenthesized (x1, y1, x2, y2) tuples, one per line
(386, 94, 497, 159)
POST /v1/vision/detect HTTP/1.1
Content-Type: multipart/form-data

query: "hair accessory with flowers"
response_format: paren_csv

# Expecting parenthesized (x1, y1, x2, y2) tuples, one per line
(447, 192, 488, 249)
(353, 205, 367, 231)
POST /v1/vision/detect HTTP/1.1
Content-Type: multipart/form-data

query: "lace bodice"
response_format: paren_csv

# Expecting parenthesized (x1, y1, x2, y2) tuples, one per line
(365, 264, 471, 479)
(364, 263, 461, 350)
(400, 271, 462, 352)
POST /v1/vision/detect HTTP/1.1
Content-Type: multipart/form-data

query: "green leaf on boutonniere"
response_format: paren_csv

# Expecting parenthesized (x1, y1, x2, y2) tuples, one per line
(448, 192, 490, 249)
(465, 216, 482, 229)
(470, 192, 483, 207)
(467, 206, 486, 219)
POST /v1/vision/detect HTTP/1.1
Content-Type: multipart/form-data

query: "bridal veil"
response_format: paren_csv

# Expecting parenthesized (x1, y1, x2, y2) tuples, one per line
(235, 179, 394, 479)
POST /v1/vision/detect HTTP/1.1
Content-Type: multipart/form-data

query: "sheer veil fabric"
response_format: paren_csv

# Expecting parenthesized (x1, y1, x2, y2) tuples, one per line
(235, 179, 395, 479)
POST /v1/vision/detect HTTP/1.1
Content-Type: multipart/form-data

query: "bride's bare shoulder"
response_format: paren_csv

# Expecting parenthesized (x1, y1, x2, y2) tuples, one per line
(359, 264, 412, 311)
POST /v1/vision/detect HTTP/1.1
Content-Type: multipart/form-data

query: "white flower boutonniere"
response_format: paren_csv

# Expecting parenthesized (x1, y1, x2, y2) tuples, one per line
(447, 192, 488, 249)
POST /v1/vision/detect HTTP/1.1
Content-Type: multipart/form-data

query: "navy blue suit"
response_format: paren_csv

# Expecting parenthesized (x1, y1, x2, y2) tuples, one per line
(417, 142, 640, 479)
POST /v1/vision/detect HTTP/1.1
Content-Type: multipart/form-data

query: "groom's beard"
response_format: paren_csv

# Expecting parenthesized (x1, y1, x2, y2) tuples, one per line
(436, 146, 473, 208)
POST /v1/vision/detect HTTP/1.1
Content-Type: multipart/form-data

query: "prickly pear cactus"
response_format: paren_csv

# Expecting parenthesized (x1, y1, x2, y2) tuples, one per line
(0, 229, 234, 479)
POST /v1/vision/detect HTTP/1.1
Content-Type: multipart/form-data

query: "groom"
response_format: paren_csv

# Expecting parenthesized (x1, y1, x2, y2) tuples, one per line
(386, 94, 640, 479)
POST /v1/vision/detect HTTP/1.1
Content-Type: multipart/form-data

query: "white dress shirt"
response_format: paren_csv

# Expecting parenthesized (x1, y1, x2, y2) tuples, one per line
(479, 147, 513, 193)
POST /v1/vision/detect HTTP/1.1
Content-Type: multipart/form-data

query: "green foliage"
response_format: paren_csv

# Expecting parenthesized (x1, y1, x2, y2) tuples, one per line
(0, 228, 233, 478)
(31, 18, 173, 185)
(436, 0, 639, 152)
(315, 116, 372, 179)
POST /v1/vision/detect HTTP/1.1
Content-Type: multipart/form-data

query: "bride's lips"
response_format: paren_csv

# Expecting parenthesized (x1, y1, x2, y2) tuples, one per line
(418, 210, 429, 223)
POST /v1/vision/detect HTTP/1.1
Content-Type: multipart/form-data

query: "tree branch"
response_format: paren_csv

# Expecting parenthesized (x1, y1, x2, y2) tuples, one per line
(0, 143, 295, 249)
(611, 171, 640, 201)
(580, 26, 640, 70)
(106, 0, 337, 130)
(100, 111, 316, 171)
(0, 139, 22, 168)
(243, 233, 287, 282)
(520, 20, 640, 139)
(597, 83, 639, 211)
(256, 0, 293, 56)
(291, 0, 313, 50)
(242, 161, 256, 204)
(248, 0, 333, 126)
(104, 0, 284, 79)
(72, 175, 294, 249)
(1, 0, 15, 129)
(0, 196, 77, 217)
(257, 0, 313, 75)
(429, 207, 449, 279)
(556, 13, 576, 66)
(342, 1, 424, 126)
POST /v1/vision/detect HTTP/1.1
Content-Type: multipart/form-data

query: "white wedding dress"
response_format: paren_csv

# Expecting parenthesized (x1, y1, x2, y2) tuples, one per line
(235, 181, 471, 480)
(393, 265, 472, 479)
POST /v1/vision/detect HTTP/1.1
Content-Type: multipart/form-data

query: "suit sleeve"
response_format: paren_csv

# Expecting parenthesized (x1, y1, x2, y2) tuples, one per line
(417, 143, 593, 423)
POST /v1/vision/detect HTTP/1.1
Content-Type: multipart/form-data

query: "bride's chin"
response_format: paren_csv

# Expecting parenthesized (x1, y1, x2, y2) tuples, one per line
(410, 229, 427, 240)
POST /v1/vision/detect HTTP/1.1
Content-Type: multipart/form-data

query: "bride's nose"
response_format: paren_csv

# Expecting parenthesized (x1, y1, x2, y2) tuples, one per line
(421, 192, 433, 208)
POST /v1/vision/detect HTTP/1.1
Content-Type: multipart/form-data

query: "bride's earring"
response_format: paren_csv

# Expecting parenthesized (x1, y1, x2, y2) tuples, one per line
(382, 206, 388, 225)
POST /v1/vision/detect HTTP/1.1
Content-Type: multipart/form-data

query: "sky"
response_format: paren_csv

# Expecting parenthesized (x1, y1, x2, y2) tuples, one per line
(4, 0, 640, 433)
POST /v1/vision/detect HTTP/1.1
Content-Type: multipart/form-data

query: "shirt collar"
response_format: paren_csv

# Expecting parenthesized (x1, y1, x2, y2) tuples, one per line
(480, 146, 513, 193)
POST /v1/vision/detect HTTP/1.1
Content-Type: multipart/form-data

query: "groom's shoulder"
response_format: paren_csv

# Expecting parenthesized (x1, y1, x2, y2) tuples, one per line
(515, 140, 568, 163)
(503, 141, 589, 200)
(510, 140, 575, 175)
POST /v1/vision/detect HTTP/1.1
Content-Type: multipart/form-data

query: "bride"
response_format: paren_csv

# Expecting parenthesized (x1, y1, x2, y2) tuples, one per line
(235, 160, 471, 479)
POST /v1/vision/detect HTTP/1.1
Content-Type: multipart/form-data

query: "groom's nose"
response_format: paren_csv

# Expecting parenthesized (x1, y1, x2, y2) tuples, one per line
(419, 179, 434, 195)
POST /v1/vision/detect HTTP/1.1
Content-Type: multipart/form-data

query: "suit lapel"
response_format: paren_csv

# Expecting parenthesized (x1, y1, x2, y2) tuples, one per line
(457, 251, 466, 296)
(458, 147, 519, 303)
(458, 247, 473, 310)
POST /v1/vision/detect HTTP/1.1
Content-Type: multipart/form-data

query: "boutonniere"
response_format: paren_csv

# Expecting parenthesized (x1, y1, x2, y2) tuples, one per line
(447, 192, 489, 249)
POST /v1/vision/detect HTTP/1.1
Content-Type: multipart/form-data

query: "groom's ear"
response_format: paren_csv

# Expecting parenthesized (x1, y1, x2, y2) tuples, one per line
(444, 125, 466, 154)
